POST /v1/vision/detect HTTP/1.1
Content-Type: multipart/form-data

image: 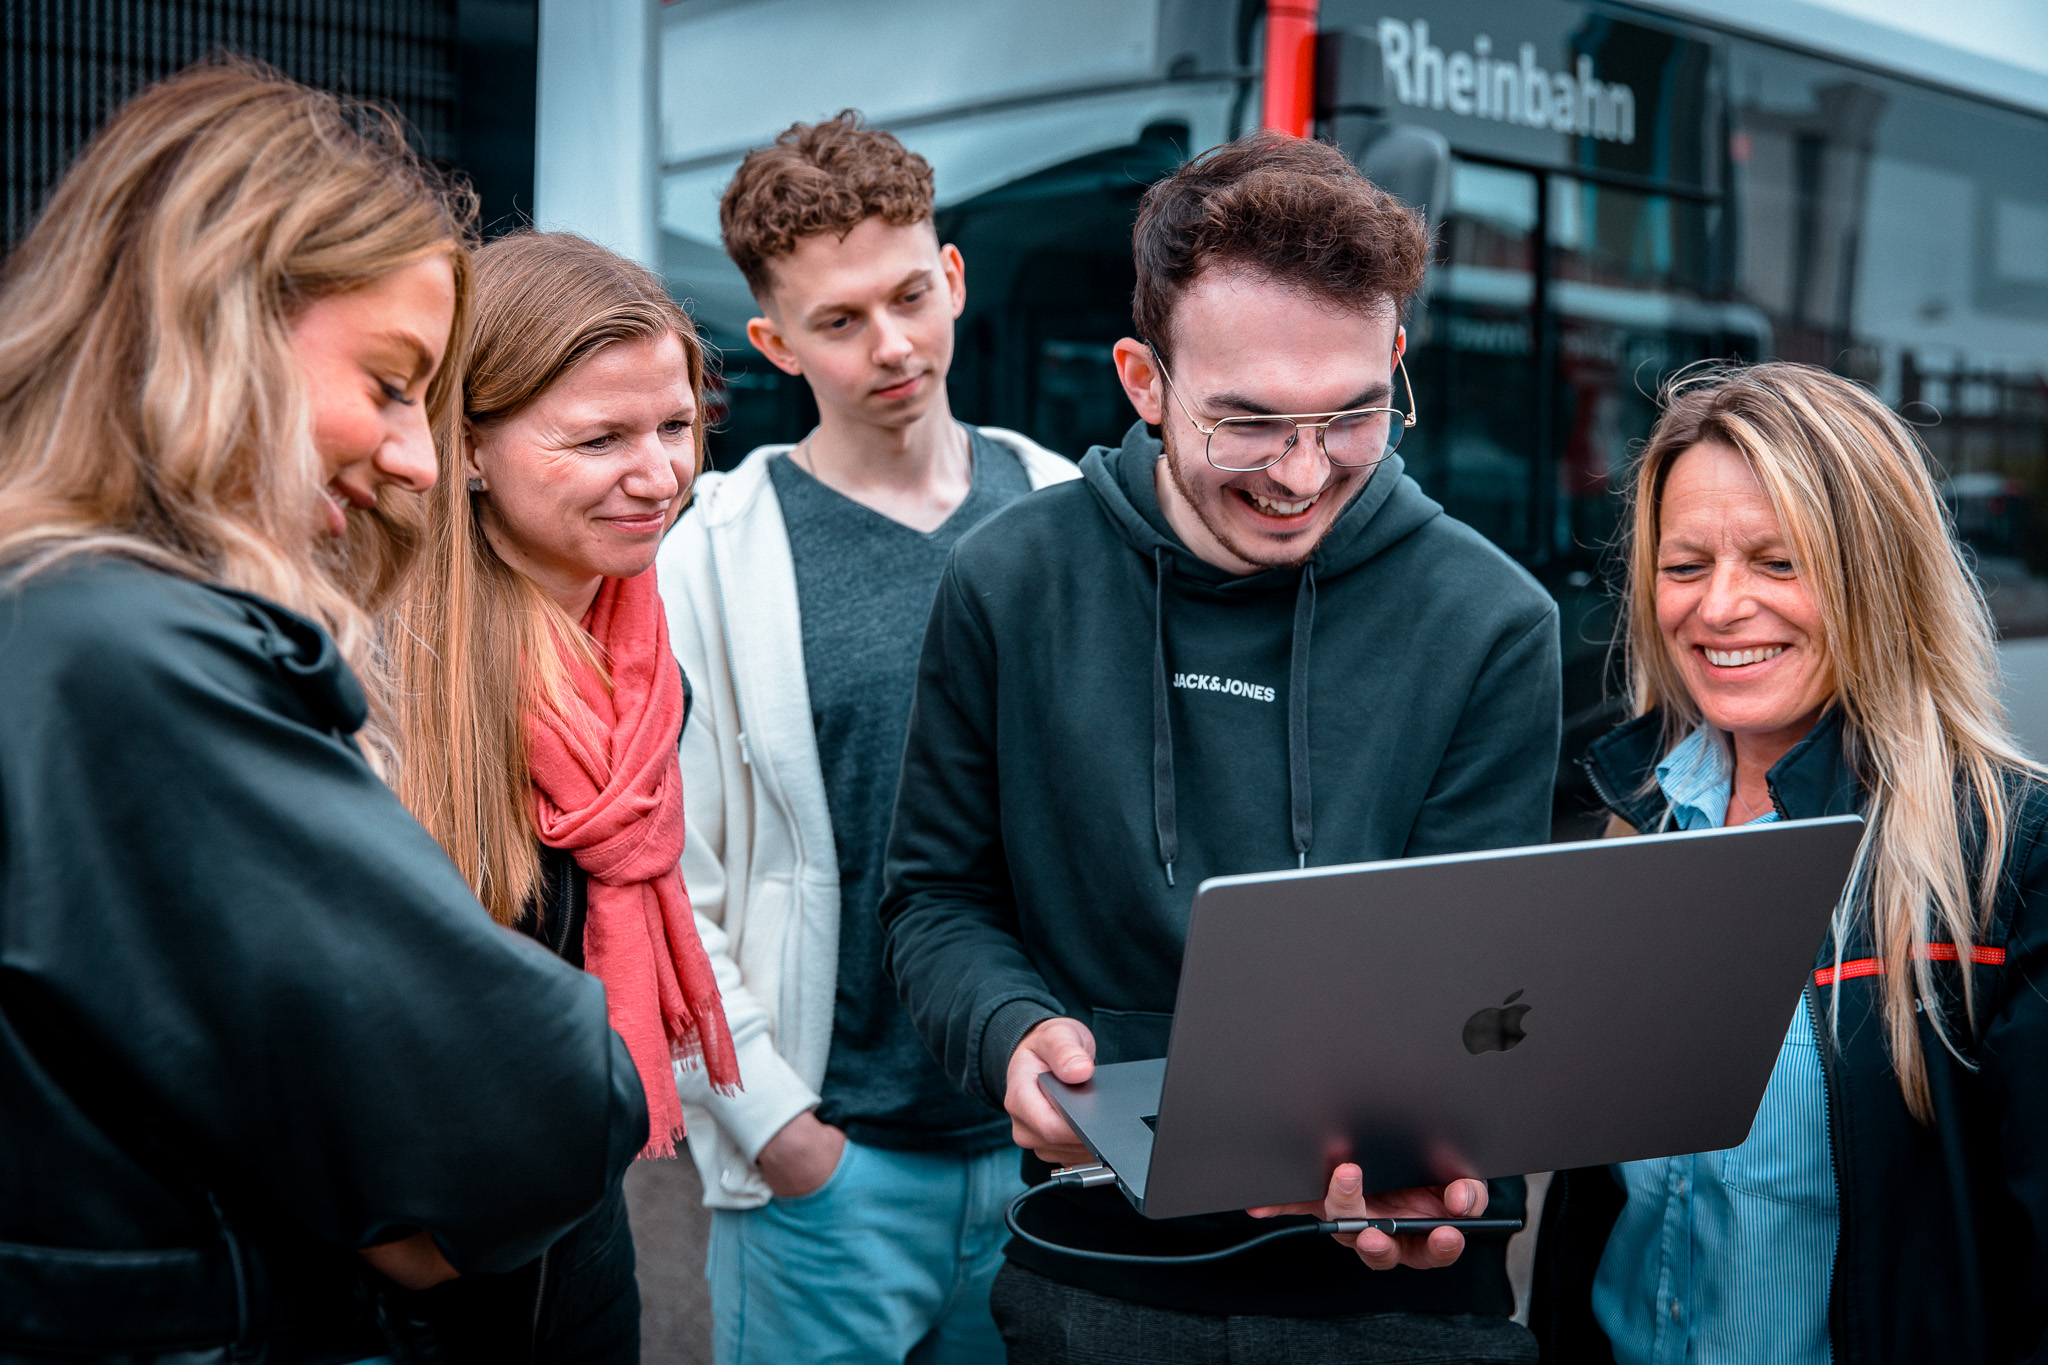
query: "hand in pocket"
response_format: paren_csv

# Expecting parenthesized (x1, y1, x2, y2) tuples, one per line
(757, 1109, 847, 1199)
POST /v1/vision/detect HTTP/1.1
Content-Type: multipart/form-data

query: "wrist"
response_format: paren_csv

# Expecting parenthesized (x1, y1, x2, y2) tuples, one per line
(984, 1000, 1060, 1104)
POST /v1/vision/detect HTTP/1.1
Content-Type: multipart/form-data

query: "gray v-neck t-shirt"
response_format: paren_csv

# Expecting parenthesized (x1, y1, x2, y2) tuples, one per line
(769, 428, 1032, 1150)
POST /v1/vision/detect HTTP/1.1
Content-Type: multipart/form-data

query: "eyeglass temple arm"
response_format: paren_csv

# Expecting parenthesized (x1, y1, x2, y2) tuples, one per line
(1145, 341, 1217, 436)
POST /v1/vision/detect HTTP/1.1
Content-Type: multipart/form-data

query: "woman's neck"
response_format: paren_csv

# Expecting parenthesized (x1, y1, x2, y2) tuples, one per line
(554, 578, 602, 623)
(1725, 709, 1823, 824)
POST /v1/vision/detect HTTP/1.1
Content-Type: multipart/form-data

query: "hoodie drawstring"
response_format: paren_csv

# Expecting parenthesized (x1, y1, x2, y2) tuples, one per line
(1289, 565, 1317, 868)
(1149, 551, 1320, 884)
(1151, 548, 1178, 886)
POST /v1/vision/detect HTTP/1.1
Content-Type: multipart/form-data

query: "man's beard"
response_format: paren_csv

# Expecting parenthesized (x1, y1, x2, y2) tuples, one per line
(1159, 425, 1345, 570)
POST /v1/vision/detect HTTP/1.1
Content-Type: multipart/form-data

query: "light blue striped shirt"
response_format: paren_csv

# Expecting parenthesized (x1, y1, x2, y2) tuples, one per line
(1591, 723, 1837, 1365)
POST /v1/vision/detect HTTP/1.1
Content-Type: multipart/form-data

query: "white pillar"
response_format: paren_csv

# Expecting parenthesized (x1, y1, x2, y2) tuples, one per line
(534, 0, 659, 266)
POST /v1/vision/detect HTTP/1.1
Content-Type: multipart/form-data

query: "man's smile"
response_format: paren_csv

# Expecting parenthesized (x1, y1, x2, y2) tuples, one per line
(1237, 488, 1323, 520)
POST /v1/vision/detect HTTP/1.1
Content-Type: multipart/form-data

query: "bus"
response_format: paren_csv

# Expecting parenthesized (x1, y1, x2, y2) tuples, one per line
(656, 0, 2048, 828)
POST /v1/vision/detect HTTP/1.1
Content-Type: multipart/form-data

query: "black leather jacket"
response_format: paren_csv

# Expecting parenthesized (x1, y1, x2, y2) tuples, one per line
(0, 558, 648, 1364)
(376, 849, 639, 1365)
(1532, 708, 2048, 1365)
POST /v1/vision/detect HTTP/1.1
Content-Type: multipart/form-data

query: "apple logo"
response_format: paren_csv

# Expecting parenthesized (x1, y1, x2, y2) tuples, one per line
(1463, 990, 1532, 1055)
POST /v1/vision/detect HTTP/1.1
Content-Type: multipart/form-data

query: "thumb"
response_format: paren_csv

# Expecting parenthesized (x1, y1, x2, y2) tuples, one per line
(1447, 1178, 1488, 1217)
(1325, 1163, 1366, 1219)
(1041, 1020, 1096, 1081)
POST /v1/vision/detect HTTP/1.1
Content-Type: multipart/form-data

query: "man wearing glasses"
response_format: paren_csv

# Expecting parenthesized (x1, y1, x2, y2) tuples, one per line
(880, 132, 1560, 1362)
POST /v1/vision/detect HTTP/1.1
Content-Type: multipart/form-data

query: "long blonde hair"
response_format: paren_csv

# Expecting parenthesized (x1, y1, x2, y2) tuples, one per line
(0, 60, 474, 739)
(1623, 361, 2037, 1119)
(390, 232, 706, 925)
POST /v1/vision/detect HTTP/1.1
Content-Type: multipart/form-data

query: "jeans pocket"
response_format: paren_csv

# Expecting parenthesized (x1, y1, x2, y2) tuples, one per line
(770, 1136, 858, 1210)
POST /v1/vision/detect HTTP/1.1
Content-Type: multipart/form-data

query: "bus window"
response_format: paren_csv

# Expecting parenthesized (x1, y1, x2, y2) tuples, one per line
(1545, 173, 1751, 571)
(1407, 159, 1540, 558)
(940, 129, 1189, 461)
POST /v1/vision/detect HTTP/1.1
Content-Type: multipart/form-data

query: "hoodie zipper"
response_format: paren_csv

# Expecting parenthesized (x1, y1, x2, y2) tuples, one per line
(707, 523, 797, 839)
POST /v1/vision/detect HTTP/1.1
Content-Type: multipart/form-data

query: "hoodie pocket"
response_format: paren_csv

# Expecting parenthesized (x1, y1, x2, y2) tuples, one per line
(1090, 1009, 1174, 1065)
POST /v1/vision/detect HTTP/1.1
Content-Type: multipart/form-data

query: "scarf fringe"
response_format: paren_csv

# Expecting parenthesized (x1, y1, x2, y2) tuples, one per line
(639, 1119, 687, 1161)
(672, 1041, 743, 1099)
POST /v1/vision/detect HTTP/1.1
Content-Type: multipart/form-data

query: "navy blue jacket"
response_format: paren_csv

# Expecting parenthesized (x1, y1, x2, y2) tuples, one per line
(1533, 709, 2048, 1364)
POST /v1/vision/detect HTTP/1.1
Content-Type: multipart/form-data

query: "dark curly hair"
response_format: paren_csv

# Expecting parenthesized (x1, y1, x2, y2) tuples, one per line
(719, 110, 934, 300)
(1132, 131, 1429, 356)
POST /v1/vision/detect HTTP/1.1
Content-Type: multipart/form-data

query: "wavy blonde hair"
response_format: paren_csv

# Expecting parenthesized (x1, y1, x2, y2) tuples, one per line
(0, 59, 474, 750)
(1623, 361, 2038, 1119)
(390, 232, 706, 925)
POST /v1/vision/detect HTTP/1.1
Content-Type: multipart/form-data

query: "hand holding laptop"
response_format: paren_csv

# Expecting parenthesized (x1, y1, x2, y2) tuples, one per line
(1246, 1165, 1489, 1270)
(1007, 1017, 1098, 1166)
(1010, 1017, 1484, 1269)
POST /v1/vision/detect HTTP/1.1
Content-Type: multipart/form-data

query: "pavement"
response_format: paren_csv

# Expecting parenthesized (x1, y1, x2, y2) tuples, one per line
(624, 1154, 713, 1364)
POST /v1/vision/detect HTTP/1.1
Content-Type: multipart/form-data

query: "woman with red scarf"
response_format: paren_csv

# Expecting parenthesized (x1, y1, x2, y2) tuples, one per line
(386, 230, 738, 1361)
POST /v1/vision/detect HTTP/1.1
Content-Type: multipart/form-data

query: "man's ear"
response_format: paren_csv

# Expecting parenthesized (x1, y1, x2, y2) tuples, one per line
(941, 242, 967, 320)
(746, 313, 804, 377)
(1112, 337, 1165, 426)
(1394, 323, 1407, 358)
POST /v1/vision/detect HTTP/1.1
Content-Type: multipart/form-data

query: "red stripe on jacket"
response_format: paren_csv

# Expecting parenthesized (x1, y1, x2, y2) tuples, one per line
(1814, 944, 2008, 986)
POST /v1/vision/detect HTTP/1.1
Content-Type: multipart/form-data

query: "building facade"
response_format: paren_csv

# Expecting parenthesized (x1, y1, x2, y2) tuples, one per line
(2, 0, 539, 247)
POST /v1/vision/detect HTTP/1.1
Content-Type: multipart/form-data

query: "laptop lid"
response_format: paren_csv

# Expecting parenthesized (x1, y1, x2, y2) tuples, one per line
(1093, 816, 1866, 1219)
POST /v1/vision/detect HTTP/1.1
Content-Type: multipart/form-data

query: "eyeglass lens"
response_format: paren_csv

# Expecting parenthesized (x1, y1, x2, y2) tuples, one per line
(1207, 409, 1404, 472)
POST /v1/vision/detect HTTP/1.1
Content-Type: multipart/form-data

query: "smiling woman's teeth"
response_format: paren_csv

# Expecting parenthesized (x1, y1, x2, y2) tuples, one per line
(1705, 645, 1786, 667)
(1245, 490, 1316, 516)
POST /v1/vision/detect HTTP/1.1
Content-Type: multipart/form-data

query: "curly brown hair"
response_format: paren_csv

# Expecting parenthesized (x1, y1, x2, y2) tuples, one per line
(719, 110, 934, 300)
(1133, 132, 1428, 356)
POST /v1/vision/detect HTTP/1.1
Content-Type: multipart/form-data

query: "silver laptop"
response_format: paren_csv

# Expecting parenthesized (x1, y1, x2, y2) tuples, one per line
(1041, 816, 1865, 1220)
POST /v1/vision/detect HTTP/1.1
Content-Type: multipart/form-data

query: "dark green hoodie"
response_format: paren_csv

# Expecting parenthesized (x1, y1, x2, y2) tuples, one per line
(881, 423, 1561, 1317)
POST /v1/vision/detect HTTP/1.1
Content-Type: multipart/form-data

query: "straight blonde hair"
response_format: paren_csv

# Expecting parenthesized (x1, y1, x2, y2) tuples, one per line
(0, 60, 474, 737)
(390, 232, 706, 925)
(1623, 361, 2037, 1119)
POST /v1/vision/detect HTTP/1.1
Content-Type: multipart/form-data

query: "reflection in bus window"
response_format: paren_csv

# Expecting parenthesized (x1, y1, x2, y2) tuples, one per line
(1407, 160, 1538, 557)
(1546, 175, 1751, 573)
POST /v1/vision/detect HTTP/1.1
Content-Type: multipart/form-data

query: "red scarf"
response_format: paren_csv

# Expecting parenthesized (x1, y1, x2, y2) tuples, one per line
(526, 568, 739, 1158)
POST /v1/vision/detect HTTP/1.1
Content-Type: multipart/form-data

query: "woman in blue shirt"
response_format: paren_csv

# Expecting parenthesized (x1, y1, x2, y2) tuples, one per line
(1532, 362, 2048, 1365)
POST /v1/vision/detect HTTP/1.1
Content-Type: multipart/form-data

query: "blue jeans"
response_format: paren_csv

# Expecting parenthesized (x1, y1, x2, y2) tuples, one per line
(707, 1139, 1020, 1365)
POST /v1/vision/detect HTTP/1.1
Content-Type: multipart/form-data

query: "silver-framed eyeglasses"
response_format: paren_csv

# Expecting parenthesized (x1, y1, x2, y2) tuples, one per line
(1148, 343, 1418, 474)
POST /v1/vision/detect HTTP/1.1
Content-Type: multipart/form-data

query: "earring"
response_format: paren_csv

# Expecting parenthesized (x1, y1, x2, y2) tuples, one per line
(467, 476, 485, 492)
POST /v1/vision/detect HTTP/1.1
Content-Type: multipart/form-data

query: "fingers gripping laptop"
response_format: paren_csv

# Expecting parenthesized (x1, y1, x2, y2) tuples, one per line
(1041, 816, 1865, 1220)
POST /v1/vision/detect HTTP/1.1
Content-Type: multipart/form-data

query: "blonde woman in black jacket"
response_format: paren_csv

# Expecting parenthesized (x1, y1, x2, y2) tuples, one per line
(1531, 362, 2048, 1365)
(0, 63, 646, 1363)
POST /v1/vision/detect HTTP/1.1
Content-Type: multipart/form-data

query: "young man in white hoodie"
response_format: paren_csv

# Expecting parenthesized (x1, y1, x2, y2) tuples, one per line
(655, 112, 1076, 1365)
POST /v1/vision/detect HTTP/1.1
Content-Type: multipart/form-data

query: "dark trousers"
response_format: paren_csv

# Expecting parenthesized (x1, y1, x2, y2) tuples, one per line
(378, 1180, 640, 1365)
(990, 1260, 1538, 1365)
